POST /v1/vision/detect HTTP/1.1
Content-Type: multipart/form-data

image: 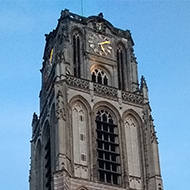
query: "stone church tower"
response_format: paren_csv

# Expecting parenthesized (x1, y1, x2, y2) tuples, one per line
(29, 9, 163, 190)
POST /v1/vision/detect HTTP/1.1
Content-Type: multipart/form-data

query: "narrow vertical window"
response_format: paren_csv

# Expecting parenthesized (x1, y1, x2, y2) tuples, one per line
(73, 31, 81, 78)
(96, 110, 121, 185)
(43, 124, 52, 190)
(44, 137, 51, 188)
(36, 141, 42, 190)
(117, 45, 125, 90)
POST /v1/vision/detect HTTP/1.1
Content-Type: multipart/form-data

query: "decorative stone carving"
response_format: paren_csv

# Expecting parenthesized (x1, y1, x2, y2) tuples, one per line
(60, 9, 70, 18)
(55, 51, 65, 63)
(66, 75, 89, 90)
(30, 9, 164, 190)
(150, 125, 158, 144)
(32, 112, 39, 134)
(149, 115, 158, 144)
(54, 170, 64, 178)
(130, 47, 137, 62)
(55, 90, 66, 122)
(94, 83, 117, 97)
(32, 112, 39, 127)
(129, 176, 141, 183)
(76, 186, 88, 190)
(140, 76, 148, 91)
(129, 176, 142, 190)
(122, 91, 143, 104)
(60, 24, 69, 43)
(58, 11, 70, 44)
(91, 13, 106, 33)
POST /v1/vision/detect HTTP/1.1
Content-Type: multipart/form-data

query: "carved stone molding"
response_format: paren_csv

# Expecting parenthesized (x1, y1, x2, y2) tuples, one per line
(94, 83, 117, 97)
(129, 176, 141, 183)
(57, 20, 69, 45)
(66, 75, 89, 90)
(65, 75, 143, 105)
(54, 170, 71, 190)
(54, 170, 64, 178)
(150, 125, 158, 144)
(122, 91, 143, 104)
(55, 51, 66, 63)
(32, 112, 39, 134)
(55, 90, 66, 122)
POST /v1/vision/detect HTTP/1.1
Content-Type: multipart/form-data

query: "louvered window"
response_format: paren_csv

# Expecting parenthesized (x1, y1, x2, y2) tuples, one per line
(44, 137, 51, 190)
(96, 110, 121, 185)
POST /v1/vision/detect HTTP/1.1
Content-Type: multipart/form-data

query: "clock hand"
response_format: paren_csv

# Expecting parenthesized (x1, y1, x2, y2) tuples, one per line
(98, 41, 110, 45)
(97, 41, 110, 55)
(102, 41, 110, 45)
(100, 45, 107, 55)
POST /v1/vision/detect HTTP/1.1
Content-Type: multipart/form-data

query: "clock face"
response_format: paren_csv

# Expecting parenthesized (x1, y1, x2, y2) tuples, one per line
(88, 33, 112, 56)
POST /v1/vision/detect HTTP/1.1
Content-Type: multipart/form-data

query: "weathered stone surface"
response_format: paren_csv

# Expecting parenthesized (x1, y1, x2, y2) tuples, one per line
(29, 9, 163, 190)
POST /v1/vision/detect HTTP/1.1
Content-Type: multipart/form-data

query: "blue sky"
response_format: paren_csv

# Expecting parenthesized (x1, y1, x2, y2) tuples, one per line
(0, 0, 190, 189)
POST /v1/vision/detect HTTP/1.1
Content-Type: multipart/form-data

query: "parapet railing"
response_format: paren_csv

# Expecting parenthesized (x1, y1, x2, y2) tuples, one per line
(66, 75, 143, 104)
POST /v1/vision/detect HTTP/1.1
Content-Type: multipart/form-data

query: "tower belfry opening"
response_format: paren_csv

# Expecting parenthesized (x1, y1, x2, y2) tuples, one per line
(29, 9, 163, 190)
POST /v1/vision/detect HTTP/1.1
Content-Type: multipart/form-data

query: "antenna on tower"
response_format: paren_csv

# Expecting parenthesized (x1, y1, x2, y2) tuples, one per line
(81, 0, 84, 16)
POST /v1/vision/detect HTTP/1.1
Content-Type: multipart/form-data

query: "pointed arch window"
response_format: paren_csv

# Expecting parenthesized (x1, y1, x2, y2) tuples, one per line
(91, 69, 108, 85)
(117, 44, 125, 90)
(95, 110, 121, 185)
(73, 30, 82, 78)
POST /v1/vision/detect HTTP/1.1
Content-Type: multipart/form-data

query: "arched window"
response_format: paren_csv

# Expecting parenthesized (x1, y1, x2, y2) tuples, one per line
(73, 30, 82, 78)
(117, 44, 125, 90)
(91, 68, 108, 85)
(95, 110, 120, 185)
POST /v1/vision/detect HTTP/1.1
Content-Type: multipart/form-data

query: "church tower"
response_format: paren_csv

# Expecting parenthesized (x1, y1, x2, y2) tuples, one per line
(29, 9, 163, 190)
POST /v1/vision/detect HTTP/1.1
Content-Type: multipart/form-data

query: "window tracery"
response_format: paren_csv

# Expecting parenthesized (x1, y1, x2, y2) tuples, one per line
(91, 68, 108, 85)
(95, 109, 120, 185)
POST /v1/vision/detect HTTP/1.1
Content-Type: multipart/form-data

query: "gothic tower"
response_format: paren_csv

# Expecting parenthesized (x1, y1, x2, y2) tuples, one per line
(29, 9, 163, 190)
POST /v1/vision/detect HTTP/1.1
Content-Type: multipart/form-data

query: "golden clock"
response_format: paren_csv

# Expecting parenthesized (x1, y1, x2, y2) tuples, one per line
(88, 33, 112, 56)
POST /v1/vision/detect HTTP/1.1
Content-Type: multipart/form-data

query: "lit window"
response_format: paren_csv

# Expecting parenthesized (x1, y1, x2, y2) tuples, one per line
(91, 69, 108, 85)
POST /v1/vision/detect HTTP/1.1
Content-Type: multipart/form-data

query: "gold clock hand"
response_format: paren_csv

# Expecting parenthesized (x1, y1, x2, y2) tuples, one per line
(98, 41, 110, 45)
(101, 45, 107, 55)
(101, 41, 110, 45)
